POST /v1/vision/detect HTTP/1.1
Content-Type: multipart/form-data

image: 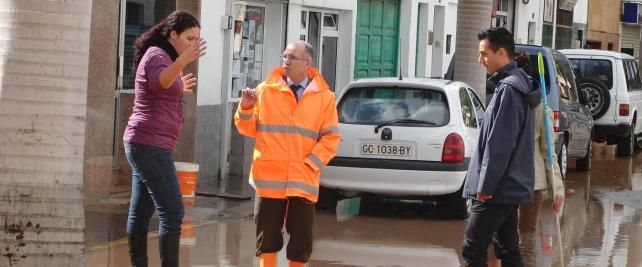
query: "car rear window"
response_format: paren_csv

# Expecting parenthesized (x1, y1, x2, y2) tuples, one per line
(338, 86, 450, 126)
(568, 59, 613, 89)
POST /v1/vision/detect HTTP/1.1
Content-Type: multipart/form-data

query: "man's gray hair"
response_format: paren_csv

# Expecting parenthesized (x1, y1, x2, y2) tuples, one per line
(302, 42, 314, 60)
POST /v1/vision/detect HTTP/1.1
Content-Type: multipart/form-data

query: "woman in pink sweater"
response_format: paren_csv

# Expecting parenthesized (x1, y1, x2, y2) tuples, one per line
(123, 10, 206, 267)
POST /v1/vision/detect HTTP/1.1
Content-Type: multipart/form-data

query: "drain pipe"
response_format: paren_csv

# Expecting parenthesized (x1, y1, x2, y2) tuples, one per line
(552, 0, 558, 49)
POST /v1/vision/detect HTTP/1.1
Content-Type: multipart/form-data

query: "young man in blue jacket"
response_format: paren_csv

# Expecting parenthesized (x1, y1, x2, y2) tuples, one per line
(461, 27, 541, 267)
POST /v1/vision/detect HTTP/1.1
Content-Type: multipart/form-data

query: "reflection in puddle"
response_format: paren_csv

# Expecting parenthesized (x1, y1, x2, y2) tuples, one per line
(312, 208, 464, 267)
(86, 218, 257, 267)
(560, 144, 642, 267)
(0, 184, 84, 267)
(335, 197, 361, 221)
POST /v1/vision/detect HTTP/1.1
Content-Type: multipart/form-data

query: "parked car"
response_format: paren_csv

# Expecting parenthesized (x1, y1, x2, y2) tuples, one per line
(319, 78, 485, 218)
(514, 45, 594, 178)
(560, 49, 642, 156)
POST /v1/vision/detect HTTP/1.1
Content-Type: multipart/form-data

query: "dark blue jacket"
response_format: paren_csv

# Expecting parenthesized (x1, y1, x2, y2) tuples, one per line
(463, 62, 541, 204)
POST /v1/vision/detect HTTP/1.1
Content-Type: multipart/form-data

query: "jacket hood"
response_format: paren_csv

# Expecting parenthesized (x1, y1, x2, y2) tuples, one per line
(489, 62, 541, 107)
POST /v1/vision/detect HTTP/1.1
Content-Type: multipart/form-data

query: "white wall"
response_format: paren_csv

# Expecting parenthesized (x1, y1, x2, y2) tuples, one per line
(298, 0, 357, 11)
(197, 0, 226, 106)
(514, 0, 544, 45)
(444, 2, 457, 76)
(336, 9, 356, 93)
(573, 0, 588, 24)
(263, 2, 287, 82)
(400, 0, 458, 79)
(399, 0, 418, 77)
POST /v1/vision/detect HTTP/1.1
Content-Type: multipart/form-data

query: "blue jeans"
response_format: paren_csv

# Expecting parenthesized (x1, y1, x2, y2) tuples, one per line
(125, 142, 184, 235)
(462, 200, 523, 267)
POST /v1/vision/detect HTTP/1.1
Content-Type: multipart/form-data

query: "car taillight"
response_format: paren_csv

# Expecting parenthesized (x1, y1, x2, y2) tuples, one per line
(442, 133, 465, 163)
(619, 104, 630, 116)
(553, 111, 560, 132)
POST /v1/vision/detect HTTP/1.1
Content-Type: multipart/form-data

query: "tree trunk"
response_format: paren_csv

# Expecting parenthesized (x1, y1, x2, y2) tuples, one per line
(454, 0, 492, 103)
(0, 0, 92, 266)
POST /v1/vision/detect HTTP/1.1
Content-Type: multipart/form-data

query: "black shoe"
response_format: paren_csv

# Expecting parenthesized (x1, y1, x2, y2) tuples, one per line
(127, 233, 148, 267)
(159, 232, 181, 267)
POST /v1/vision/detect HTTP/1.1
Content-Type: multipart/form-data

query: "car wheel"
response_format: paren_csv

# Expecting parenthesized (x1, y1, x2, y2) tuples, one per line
(317, 186, 339, 212)
(579, 78, 610, 119)
(558, 141, 568, 179)
(616, 123, 635, 156)
(444, 184, 469, 219)
(576, 138, 592, 171)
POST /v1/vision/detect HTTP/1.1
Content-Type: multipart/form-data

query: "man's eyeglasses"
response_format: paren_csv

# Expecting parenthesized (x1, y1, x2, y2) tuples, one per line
(281, 54, 309, 61)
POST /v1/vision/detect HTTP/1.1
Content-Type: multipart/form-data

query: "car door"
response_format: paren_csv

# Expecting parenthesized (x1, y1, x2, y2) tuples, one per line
(466, 88, 485, 154)
(554, 53, 591, 156)
(467, 88, 486, 124)
(623, 60, 642, 135)
(458, 88, 480, 156)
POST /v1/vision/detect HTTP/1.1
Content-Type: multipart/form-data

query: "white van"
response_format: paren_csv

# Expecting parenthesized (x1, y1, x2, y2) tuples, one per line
(561, 49, 642, 156)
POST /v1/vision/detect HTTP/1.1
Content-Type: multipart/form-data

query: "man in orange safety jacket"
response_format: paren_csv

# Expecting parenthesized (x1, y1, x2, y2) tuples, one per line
(234, 40, 340, 267)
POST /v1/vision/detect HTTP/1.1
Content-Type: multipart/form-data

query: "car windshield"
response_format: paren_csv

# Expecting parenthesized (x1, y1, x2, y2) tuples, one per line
(568, 59, 613, 89)
(338, 86, 450, 126)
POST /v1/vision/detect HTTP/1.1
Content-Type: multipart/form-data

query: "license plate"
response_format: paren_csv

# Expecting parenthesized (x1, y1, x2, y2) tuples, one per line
(360, 143, 414, 157)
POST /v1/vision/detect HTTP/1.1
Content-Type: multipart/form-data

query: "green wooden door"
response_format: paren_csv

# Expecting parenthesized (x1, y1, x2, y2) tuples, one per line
(355, 0, 400, 79)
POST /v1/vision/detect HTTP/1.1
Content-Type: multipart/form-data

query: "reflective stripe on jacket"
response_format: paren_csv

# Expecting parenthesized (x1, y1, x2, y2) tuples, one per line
(234, 67, 341, 202)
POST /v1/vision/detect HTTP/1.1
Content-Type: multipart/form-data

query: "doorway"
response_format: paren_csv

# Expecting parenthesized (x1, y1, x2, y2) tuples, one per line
(300, 10, 340, 91)
(431, 5, 445, 78)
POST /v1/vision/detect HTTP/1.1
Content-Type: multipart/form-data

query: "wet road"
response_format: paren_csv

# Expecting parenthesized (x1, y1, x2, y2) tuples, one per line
(4, 143, 642, 266)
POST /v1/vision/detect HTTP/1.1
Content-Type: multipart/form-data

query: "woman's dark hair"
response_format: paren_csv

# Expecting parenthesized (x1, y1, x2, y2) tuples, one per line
(133, 10, 200, 68)
(514, 50, 533, 77)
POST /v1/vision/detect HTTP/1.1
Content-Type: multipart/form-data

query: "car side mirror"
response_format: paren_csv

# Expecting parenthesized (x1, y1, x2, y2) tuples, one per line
(579, 90, 590, 106)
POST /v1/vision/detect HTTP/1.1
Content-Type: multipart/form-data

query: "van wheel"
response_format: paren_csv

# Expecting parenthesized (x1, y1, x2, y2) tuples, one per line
(576, 139, 592, 171)
(317, 186, 339, 212)
(579, 78, 610, 119)
(558, 142, 568, 179)
(616, 123, 635, 156)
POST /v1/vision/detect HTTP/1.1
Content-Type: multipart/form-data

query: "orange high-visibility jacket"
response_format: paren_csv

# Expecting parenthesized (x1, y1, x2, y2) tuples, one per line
(234, 67, 341, 202)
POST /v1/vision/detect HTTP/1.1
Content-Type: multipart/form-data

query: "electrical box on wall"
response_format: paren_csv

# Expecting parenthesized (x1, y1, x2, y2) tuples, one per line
(221, 15, 233, 30)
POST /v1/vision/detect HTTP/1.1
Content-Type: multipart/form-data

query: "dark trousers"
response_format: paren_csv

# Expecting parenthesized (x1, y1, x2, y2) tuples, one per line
(462, 200, 523, 267)
(254, 197, 315, 263)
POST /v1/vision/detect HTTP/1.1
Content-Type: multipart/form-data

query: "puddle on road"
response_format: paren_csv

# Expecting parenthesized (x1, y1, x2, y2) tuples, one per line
(560, 143, 642, 267)
(6, 143, 642, 267)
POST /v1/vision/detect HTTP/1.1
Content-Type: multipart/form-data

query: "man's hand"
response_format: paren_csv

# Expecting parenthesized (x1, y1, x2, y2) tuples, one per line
(552, 196, 564, 214)
(240, 87, 257, 110)
(476, 192, 493, 203)
(181, 73, 197, 92)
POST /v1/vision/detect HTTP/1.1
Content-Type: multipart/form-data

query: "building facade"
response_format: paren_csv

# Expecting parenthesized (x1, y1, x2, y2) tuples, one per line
(77, 0, 461, 202)
(620, 1, 642, 60)
(206, 0, 460, 187)
(496, 0, 583, 49)
(586, 0, 622, 51)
